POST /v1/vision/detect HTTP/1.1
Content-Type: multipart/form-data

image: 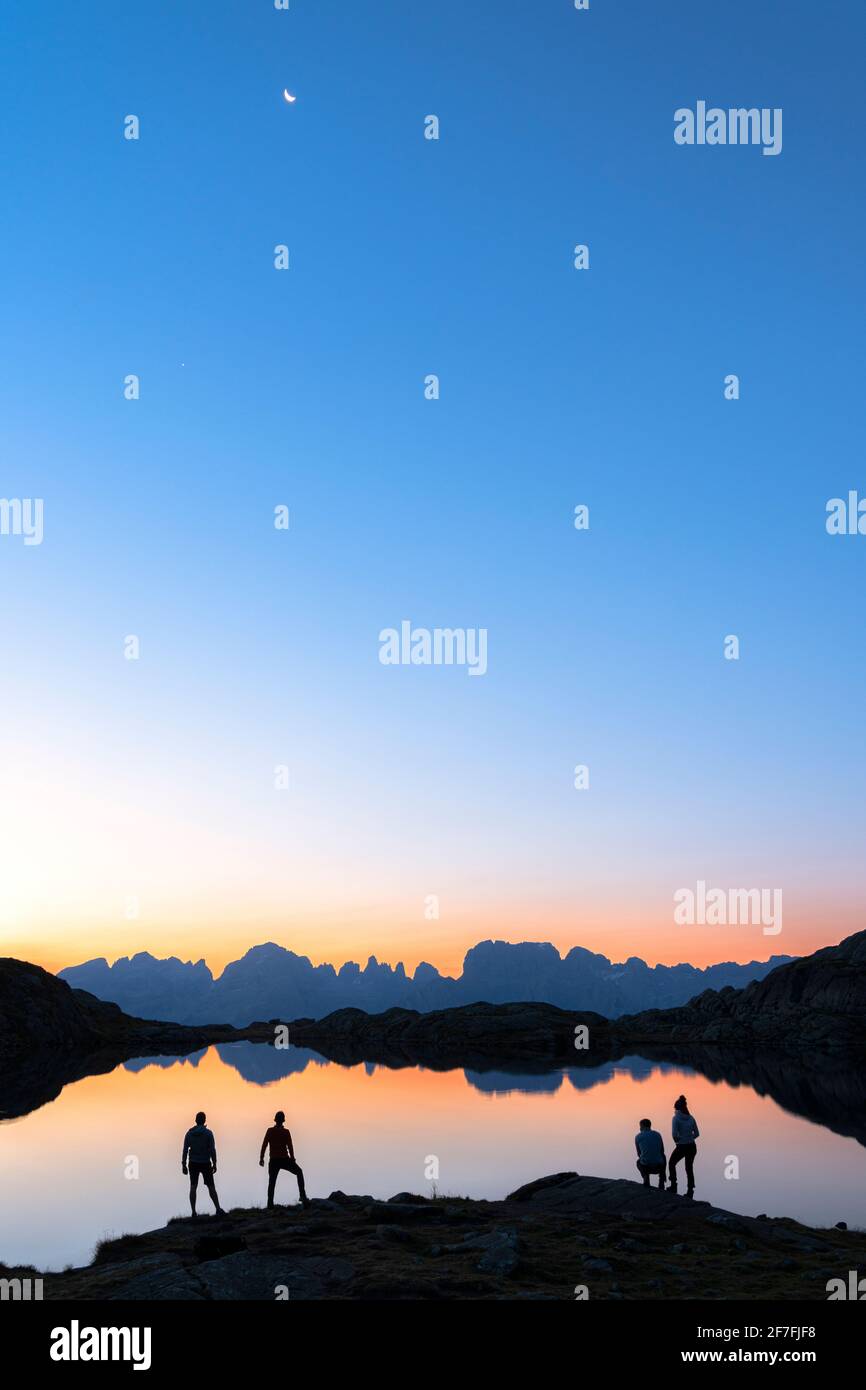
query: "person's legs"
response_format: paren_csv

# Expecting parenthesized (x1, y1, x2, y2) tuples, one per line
(636, 1160, 650, 1186)
(204, 1169, 224, 1215)
(189, 1163, 201, 1215)
(653, 1162, 666, 1189)
(683, 1143, 696, 1190)
(287, 1158, 309, 1205)
(267, 1158, 284, 1207)
(668, 1145, 685, 1186)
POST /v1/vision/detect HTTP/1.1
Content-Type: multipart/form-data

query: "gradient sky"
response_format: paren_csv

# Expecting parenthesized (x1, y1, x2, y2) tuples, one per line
(1, 1, 864, 978)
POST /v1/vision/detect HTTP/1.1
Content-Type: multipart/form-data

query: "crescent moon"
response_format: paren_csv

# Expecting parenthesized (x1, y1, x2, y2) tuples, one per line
(283, 90, 296, 103)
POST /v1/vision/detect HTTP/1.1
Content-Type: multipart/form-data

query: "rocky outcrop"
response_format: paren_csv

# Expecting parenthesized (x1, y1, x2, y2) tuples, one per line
(0, 958, 274, 1119)
(15, 1172, 866, 1302)
(0, 957, 259, 1061)
(286, 1000, 614, 1069)
(614, 929, 866, 1049)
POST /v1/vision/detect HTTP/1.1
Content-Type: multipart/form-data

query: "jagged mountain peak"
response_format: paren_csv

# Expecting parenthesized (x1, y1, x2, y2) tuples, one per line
(57, 937, 795, 1029)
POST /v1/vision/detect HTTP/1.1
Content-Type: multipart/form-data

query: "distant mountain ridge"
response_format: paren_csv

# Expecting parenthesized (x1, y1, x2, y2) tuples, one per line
(57, 939, 793, 1027)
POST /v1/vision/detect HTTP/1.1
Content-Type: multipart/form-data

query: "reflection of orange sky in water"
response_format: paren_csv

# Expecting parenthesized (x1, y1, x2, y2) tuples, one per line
(3, 1046, 865, 1273)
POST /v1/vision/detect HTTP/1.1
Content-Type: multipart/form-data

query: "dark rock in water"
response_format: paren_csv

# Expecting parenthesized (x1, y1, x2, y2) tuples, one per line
(388, 1192, 428, 1204)
(835, 1221, 848, 1230)
(289, 1001, 613, 1070)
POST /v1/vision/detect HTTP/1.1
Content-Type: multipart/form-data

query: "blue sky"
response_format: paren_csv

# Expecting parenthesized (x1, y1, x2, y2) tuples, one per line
(1, 0, 864, 973)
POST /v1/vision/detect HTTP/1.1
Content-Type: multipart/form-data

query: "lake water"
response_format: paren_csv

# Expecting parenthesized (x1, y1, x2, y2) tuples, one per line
(2, 1043, 864, 1271)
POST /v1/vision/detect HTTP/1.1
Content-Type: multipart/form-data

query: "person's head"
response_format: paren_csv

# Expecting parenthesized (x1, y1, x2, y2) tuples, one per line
(274, 1110, 285, 1125)
(196, 1111, 206, 1126)
(674, 1095, 689, 1114)
(639, 1118, 652, 1131)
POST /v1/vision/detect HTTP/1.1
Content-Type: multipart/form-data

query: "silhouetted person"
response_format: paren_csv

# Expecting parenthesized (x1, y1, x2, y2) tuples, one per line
(668, 1094, 699, 1193)
(182, 1110, 224, 1217)
(259, 1110, 310, 1209)
(634, 1117, 666, 1189)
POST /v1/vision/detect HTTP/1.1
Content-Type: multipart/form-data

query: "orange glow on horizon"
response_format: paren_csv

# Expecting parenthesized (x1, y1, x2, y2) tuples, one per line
(7, 900, 860, 981)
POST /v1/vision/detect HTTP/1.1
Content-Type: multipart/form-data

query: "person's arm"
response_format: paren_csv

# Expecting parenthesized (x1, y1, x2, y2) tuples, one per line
(286, 1128, 295, 1160)
(692, 1119, 700, 1140)
(635, 1137, 641, 1157)
(182, 1130, 189, 1171)
(210, 1132, 217, 1172)
(259, 1131, 269, 1166)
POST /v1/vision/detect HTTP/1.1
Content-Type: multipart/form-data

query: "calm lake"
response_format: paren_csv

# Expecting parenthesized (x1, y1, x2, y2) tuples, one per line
(2, 1043, 864, 1270)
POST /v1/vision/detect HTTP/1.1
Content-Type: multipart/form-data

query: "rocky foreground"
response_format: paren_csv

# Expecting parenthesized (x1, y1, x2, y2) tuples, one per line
(15, 1173, 866, 1302)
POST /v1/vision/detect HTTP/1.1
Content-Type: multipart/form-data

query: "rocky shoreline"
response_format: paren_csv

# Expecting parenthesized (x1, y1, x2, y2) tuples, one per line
(12, 1172, 865, 1302)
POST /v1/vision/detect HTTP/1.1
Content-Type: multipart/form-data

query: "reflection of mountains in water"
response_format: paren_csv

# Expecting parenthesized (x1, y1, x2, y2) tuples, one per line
(116, 1044, 688, 1095)
(465, 1056, 689, 1096)
(121, 1043, 330, 1085)
(124, 1050, 208, 1073)
(214, 1042, 329, 1085)
(212, 1043, 866, 1150)
(8, 1032, 866, 1153)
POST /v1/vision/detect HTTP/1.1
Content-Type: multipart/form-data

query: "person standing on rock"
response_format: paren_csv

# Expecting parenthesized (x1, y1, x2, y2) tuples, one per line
(668, 1095, 699, 1193)
(634, 1118, 666, 1189)
(259, 1110, 311, 1209)
(182, 1110, 225, 1217)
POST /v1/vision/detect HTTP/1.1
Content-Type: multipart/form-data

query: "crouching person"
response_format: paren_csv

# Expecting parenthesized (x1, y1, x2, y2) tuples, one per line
(635, 1117, 666, 1189)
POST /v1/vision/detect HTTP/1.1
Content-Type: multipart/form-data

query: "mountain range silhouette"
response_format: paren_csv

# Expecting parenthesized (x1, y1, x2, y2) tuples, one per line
(58, 939, 792, 1026)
